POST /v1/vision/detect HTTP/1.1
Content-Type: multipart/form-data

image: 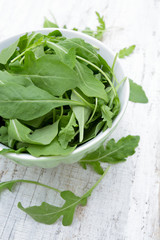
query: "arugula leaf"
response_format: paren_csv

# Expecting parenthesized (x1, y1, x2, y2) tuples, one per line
(18, 191, 87, 225)
(0, 40, 18, 64)
(75, 61, 108, 102)
(101, 105, 114, 128)
(71, 90, 91, 142)
(0, 83, 87, 121)
(43, 17, 59, 28)
(0, 147, 26, 155)
(94, 11, 106, 40)
(46, 41, 76, 68)
(59, 38, 100, 66)
(17, 55, 80, 96)
(80, 135, 140, 174)
(129, 79, 148, 103)
(118, 45, 136, 58)
(0, 71, 33, 87)
(17, 166, 109, 225)
(8, 119, 59, 145)
(0, 126, 8, 145)
(81, 161, 104, 175)
(58, 113, 77, 148)
(27, 137, 76, 157)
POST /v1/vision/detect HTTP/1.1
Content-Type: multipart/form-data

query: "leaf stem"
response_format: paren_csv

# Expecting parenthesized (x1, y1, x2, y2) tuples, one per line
(112, 53, 118, 72)
(72, 89, 94, 109)
(82, 166, 110, 197)
(9, 179, 61, 193)
(11, 41, 44, 63)
(86, 98, 98, 125)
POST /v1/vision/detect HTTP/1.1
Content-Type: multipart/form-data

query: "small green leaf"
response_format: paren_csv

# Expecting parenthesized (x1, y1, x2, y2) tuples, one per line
(0, 40, 18, 64)
(95, 12, 106, 40)
(59, 38, 100, 66)
(118, 45, 136, 58)
(129, 79, 148, 103)
(0, 126, 8, 145)
(0, 181, 16, 192)
(75, 61, 108, 102)
(71, 90, 91, 142)
(101, 105, 114, 128)
(27, 137, 76, 157)
(43, 17, 59, 28)
(0, 147, 26, 155)
(80, 135, 140, 174)
(58, 113, 77, 148)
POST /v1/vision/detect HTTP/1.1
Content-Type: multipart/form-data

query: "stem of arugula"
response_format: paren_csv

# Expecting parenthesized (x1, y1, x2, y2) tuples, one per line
(72, 89, 94, 109)
(12, 179, 61, 193)
(82, 166, 110, 198)
(86, 98, 98, 125)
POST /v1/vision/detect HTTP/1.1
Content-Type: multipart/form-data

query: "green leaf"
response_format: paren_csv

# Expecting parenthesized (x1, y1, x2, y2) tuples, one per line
(75, 61, 108, 102)
(101, 105, 114, 128)
(17, 33, 28, 53)
(46, 41, 76, 68)
(8, 119, 59, 145)
(80, 135, 140, 173)
(27, 137, 76, 157)
(21, 111, 53, 128)
(118, 45, 136, 58)
(58, 113, 77, 148)
(71, 90, 91, 142)
(0, 126, 8, 145)
(17, 166, 110, 225)
(0, 180, 17, 192)
(18, 191, 87, 225)
(0, 83, 87, 121)
(0, 40, 18, 64)
(19, 55, 80, 96)
(95, 12, 106, 40)
(0, 147, 26, 155)
(0, 70, 33, 87)
(81, 161, 104, 175)
(43, 17, 59, 28)
(82, 27, 95, 37)
(129, 79, 148, 103)
(59, 38, 100, 66)
(10, 36, 45, 63)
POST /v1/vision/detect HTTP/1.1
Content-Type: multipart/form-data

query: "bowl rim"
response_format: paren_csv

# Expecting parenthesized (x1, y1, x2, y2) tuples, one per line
(0, 28, 129, 161)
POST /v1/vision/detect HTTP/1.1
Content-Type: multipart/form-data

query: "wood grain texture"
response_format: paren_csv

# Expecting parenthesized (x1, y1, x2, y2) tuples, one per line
(0, 0, 159, 239)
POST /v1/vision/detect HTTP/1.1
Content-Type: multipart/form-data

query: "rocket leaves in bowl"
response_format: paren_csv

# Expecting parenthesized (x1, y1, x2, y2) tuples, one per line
(0, 31, 122, 157)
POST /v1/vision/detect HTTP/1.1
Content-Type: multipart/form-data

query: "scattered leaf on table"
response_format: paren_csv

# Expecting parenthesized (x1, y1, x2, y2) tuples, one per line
(118, 45, 136, 58)
(129, 79, 148, 103)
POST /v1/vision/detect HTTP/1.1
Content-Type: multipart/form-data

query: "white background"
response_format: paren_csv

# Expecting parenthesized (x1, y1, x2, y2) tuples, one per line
(0, 0, 159, 239)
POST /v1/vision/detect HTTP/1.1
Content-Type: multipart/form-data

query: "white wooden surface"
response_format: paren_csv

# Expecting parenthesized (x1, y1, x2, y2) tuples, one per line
(0, 0, 160, 239)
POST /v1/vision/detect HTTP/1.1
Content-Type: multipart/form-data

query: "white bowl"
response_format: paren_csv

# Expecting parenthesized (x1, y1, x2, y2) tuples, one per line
(0, 28, 129, 168)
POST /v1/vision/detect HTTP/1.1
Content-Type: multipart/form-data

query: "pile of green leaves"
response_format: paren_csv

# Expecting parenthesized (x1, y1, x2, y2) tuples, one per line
(0, 30, 123, 157)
